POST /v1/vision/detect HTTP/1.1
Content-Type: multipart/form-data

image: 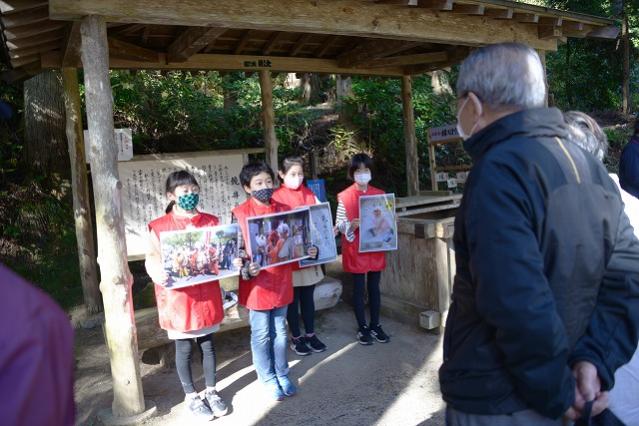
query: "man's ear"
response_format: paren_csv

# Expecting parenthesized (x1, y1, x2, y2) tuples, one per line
(467, 92, 483, 119)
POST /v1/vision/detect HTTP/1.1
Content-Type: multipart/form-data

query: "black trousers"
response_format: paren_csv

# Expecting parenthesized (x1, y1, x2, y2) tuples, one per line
(287, 285, 316, 337)
(175, 333, 216, 394)
(352, 271, 381, 329)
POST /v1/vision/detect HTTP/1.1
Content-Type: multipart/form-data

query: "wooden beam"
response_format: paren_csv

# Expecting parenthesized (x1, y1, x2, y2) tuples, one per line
(262, 31, 285, 55)
(563, 21, 585, 32)
(233, 30, 253, 55)
(315, 35, 338, 58)
(402, 75, 419, 196)
(167, 27, 226, 62)
(42, 50, 406, 75)
(538, 26, 562, 40)
(290, 33, 313, 56)
(48, 0, 558, 50)
(0, 0, 46, 14)
(109, 37, 159, 62)
(403, 47, 468, 74)
(9, 53, 39, 67)
(61, 67, 101, 314)
(3, 20, 65, 40)
(484, 8, 513, 20)
(362, 51, 447, 68)
(62, 21, 81, 67)
(79, 14, 146, 418)
(9, 40, 61, 58)
(417, 0, 453, 11)
(587, 25, 620, 40)
(259, 70, 278, 172)
(513, 13, 539, 24)
(5, 28, 65, 50)
(539, 16, 563, 27)
(338, 39, 423, 68)
(1, 5, 48, 28)
(451, 4, 485, 15)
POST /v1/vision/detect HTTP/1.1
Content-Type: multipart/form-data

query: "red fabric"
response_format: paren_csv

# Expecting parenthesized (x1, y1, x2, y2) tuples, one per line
(338, 183, 387, 273)
(148, 211, 224, 332)
(232, 197, 293, 310)
(272, 184, 317, 270)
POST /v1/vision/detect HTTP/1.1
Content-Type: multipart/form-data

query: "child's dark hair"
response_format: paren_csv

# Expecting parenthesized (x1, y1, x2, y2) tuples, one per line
(347, 153, 373, 180)
(280, 156, 304, 174)
(239, 161, 275, 187)
(165, 170, 199, 213)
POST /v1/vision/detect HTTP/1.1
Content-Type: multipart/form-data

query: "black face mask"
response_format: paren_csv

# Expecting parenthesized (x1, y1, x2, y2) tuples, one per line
(253, 188, 274, 204)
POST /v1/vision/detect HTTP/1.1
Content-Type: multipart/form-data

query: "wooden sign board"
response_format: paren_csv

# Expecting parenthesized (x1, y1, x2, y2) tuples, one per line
(428, 124, 461, 144)
(118, 149, 262, 260)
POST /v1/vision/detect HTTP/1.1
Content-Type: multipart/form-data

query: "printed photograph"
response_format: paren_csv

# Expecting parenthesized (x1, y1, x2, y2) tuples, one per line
(359, 193, 398, 253)
(247, 208, 312, 269)
(300, 202, 337, 267)
(159, 224, 240, 289)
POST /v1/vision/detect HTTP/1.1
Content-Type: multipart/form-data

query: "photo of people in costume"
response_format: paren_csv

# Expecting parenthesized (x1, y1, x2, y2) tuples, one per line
(159, 224, 240, 288)
(247, 208, 312, 269)
(359, 194, 398, 253)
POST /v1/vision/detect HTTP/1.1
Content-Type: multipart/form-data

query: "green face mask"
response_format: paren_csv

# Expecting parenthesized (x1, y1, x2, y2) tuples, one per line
(177, 193, 199, 211)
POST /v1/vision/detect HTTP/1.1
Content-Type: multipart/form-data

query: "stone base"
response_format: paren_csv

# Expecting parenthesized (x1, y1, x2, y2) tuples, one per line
(97, 400, 157, 425)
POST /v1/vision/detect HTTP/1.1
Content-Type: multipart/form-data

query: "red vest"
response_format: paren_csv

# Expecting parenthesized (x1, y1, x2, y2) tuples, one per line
(232, 197, 293, 310)
(148, 211, 224, 332)
(338, 183, 387, 273)
(272, 184, 317, 271)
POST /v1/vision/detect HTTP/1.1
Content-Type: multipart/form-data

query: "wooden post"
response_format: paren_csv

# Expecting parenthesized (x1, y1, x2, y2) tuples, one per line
(61, 67, 101, 314)
(80, 15, 145, 417)
(259, 69, 278, 172)
(402, 75, 419, 196)
(622, 14, 630, 115)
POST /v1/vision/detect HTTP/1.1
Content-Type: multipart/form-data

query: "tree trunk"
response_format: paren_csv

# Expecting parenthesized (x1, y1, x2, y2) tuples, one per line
(80, 15, 145, 418)
(62, 67, 101, 314)
(221, 72, 239, 111)
(622, 13, 631, 115)
(430, 70, 452, 96)
(259, 70, 279, 172)
(299, 73, 322, 105)
(401, 76, 419, 197)
(23, 70, 70, 177)
(336, 75, 353, 123)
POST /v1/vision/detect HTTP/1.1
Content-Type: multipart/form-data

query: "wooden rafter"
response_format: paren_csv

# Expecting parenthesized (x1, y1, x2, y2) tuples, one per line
(0, 0, 47, 14)
(1, 4, 47, 28)
(5, 28, 64, 50)
(539, 17, 563, 27)
(514, 13, 539, 24)
(538, 25, 562, 40)
(484, 8, 513, 20)
(109, 37, 159, 62)
(315, 35, 338, 58)
(417, 0, 453, 10)
(451, 4, 485, 15)
(3, 20, 65, 40)
(9, 40, 60, 58)
(10, 53, 39, 67)
(362, 51, 448, 68)
(234, 30, 253, 55)
(167, 27, 226, 62)
(338, 39, 423, 68)
(262, 31, 285, 55)
(290, 33, 312, 56)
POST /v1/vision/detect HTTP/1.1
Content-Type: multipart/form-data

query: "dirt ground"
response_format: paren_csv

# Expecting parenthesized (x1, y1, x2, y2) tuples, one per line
(74, 303, 446, 426)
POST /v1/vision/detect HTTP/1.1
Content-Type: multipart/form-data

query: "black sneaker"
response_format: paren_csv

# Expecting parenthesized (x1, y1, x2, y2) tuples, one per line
(204, 389, 228, 418)
(305, 334, 327, 353)
(357, 326, 373, 345)
(370, 324, 390, 343)
(185, 395, 214, 421)
(290, 336, 312, 356)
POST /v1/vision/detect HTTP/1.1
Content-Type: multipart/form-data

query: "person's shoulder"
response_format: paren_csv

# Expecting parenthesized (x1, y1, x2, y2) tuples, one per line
(148, 214, 171, 231)
(198, 212, 219, 225)
(273, 200, 291, 212)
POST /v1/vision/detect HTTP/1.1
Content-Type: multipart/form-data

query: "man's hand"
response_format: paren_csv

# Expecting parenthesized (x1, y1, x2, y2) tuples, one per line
(565, 361, 609, 421)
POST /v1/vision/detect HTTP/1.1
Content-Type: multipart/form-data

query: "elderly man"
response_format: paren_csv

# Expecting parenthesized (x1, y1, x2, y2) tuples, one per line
(439, 43, 639, 426)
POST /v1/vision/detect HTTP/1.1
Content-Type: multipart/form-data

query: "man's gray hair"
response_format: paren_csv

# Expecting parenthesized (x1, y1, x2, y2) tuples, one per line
(564, 111, 608, 162)
(457, 43, 546, 109)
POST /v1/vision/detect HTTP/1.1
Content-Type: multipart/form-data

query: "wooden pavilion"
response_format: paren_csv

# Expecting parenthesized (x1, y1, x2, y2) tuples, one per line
(0, 0, 617, 422)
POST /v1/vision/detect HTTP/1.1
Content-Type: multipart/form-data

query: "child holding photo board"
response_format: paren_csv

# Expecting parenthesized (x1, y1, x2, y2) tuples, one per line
(336, 153, 391, 345)
(273, 156, 328, 356)
(145, 170, 242, 421)
(232, 162, 318, 401)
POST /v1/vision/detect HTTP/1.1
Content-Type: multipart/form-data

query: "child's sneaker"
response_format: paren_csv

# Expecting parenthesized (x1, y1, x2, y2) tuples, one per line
(265, 379, 286, 401)
(370, 324, 390, 343)
(357, 326, 374, 345)
(290, 336, 312, 356)
(305, 334, 327, 353)
(184, 395, 214, 421)
(277, 375, 297, 397)
(204, 389, 228, 417)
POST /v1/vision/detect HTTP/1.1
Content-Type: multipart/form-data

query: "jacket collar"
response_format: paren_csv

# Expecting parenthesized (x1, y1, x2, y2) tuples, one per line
(463, 107, 569, 162)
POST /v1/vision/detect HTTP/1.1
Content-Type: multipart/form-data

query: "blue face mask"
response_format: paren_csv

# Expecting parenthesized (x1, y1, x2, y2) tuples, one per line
(177, 193, 199, 211)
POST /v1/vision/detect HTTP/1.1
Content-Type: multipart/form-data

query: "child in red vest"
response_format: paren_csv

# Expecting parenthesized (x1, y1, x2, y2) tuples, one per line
(336, 153, 390, 345)
(145, 170, 239, 420)
(232, 162, 317, 401)
(273, 156, 327, 356)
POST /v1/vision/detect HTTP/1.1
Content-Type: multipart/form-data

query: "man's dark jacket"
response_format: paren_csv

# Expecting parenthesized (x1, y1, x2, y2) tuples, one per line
(439, 108, 639, 419)
(619, 135, 639, 199)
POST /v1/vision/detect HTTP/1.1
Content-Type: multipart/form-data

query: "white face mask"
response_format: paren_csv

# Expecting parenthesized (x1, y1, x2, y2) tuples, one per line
(456, 96, 482, 141)
(354, 171, 372, 185)
(284, 175, 304, 190)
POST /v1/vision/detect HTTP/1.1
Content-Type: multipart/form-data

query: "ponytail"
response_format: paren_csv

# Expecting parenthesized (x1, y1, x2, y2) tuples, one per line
(165, 200, 175, 214)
